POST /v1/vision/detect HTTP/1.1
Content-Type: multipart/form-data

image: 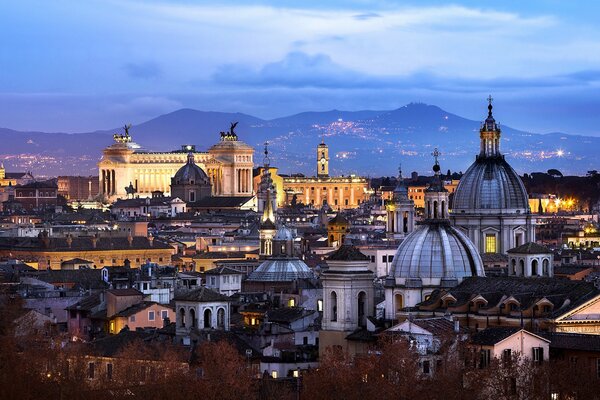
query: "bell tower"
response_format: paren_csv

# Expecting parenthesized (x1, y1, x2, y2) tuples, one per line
(317, 140, 329, 177)
(479, 95, 502, 158)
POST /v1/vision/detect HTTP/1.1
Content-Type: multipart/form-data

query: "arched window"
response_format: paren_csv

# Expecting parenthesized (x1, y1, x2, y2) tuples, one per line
(433, 201, 438, 219)
(511, 259, 517, 275)
(532, 259, 539, 276)
(330, 235, 335, 243)
(217, 308, 225, 329)
(179, 308, 186, 328)
(395, 293, 403, 313)
(403, 211, 409, 233)
(358, 291, 366, 328)
(204, 309, 212, 329)
(189, 308, 196, 329)
(519, 260, 525, 276)
(441, 201, 445, 218)
(542, 259, 550, 276)
(330, 291, 337, 322)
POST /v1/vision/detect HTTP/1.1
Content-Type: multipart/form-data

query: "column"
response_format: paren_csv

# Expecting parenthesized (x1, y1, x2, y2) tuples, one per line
(111, 170, 116, 195)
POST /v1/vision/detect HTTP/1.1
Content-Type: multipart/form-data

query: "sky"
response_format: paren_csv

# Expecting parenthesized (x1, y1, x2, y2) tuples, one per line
(1, 0, 600, 134)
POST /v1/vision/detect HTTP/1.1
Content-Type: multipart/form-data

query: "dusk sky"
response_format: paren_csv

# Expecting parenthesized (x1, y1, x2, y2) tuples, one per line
(2, 0, 600, 135)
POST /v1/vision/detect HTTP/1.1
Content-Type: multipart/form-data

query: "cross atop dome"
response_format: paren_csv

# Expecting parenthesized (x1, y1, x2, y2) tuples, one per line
(263, 141, 270, 168)
(487, 95, 494, 117)
(431, 148, 441, 173)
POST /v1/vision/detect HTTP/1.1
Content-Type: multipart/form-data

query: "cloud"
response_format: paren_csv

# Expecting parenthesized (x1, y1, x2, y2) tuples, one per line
(213, 51, 600, 91)
(123, 62, 162, 80)
(353, 12, 381, 20)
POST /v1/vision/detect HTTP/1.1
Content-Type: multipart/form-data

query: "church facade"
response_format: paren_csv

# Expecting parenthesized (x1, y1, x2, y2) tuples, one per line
(98, 125, 254, 202)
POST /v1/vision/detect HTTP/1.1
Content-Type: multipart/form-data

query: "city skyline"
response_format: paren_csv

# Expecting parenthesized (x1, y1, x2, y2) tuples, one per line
(1, 1, 600, 136)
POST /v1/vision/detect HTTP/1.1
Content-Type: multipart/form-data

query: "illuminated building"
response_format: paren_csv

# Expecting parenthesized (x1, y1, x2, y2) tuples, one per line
(274, 141, 369, 209)
(0, 232, 174, 270)
(451, 98, 535, 254)
(57, 176, 99, 200)
(98, 125, 253, 202)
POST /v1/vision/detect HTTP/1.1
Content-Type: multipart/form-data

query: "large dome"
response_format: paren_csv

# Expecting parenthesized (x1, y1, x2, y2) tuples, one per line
(390, 222, 484, 284)
(452, 156, 529, 212)
(246, 259, 315, 282)
(173, 153, 210, 185)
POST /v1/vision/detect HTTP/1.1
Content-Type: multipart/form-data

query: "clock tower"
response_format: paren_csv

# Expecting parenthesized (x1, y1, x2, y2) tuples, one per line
(317, 140, 329, 177)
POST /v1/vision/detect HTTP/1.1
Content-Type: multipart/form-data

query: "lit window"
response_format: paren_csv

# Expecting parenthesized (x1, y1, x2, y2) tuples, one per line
(485, 234, 497, 253)
(271, 370, 278, 379)
(293, 370, 299, 378)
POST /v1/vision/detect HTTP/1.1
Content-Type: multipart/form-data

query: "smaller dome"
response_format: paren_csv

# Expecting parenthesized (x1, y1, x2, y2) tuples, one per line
(246, 259, 315, 282)
(274, 226, 293, 241)
(173, 153, 210, 184)
(390, 221, 484, 285)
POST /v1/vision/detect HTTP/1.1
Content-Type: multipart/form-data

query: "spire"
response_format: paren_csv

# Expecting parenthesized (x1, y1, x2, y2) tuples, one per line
(263, 141, 270, 168)
(261, 186, 275, 225)
(479, 95, 501, 158)
(393, 162, 408, 200)
(426, 148, 446, 193)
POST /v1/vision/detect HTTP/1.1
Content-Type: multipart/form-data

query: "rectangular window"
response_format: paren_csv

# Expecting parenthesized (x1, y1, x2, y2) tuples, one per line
(422, 360, 430, 375)
(161, 310, 169, 320)
(106, 363, 113, 381)
(148, 311, 155, 321)
(382, 255, 387, 263)
(502, 349, 512, 364)
(479, 349, 491, 368)
(130, 315, 136, 323)
(485, 234, 497, 253)
(532, 347, 544, 364)
(88, 362, 95, 379)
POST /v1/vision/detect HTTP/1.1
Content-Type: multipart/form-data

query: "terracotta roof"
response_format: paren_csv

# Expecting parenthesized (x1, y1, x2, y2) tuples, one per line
(266, 308, 315, 324)
(113, 301, 163, 318)
(507, 242, 552, 254)
(188, 196, 254, 208)
(174, 287, 230, 302)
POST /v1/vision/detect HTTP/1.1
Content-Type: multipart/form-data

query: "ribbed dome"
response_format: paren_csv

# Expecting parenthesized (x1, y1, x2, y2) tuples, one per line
(173, 153, 210, 185)
(390, 222, 484, 282)
(246, 259, 315, 282)
(452, 157, 529, 212)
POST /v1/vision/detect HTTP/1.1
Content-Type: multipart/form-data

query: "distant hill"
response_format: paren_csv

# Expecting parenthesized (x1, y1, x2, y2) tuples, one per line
(0, 103, 598, 177)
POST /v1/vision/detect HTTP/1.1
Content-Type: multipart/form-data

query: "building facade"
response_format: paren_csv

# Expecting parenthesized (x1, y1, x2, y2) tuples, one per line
(98, 126, 253, 202)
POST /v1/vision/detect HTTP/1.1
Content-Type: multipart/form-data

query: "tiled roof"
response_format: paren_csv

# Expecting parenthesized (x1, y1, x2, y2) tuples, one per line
(113, 301, 159, 318)
(539, 332, 600, 352)
(410, 317, 467, 336)
(507, 242, 553, 254)
(0, 236, 173, 252)
(471, 327, 522, 346)
(36, 269, 107, 290)
(174, 287, 230, 302)
(266, 308, 313, 324)
(66, 293, 103, 311)
(205, 266, 243, 275)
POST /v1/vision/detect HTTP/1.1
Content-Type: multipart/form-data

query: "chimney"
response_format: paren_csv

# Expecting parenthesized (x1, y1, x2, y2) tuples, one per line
(148, 233, 154, 247)
(91, 234, 98, 249)
(66, 233, 73, 248)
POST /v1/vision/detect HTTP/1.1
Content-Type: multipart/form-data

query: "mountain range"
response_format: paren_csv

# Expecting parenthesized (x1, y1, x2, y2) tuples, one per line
(1, 103, 598, 177)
